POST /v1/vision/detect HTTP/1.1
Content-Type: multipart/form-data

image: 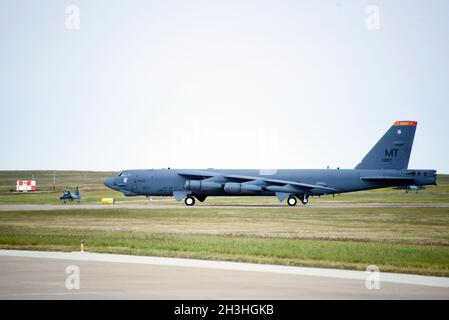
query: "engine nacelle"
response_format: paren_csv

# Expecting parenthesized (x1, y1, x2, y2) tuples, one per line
(184, 180, 222, 191)
(224, 183, 262, 193)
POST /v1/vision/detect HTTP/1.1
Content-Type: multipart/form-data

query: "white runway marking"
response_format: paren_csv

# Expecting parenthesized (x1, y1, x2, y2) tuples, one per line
(1, 250, 448, 288)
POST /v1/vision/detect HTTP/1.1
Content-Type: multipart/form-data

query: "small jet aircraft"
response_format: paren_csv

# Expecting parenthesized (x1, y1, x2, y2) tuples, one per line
(59, 187, 81, 203)
(104, 121, 437, 206)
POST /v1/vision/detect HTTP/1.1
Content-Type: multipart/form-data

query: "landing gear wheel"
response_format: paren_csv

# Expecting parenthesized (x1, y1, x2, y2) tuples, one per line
(184, 196, 195, 206)
(300, 195, 309, 205)
(287, 196, 297, 206)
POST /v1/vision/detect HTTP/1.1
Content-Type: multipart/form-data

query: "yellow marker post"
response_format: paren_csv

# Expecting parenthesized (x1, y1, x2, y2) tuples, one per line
(80, 240, 85, 252)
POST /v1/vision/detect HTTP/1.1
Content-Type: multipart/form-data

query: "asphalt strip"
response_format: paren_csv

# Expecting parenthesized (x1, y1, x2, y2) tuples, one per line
(0, 250, 448, 288)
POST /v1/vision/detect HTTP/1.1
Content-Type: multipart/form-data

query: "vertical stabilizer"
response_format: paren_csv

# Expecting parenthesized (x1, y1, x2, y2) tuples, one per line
(355, 121, 417, 170)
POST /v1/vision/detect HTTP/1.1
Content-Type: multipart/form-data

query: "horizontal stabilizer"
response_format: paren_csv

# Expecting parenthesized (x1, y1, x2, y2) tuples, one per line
(360, 176, 415, 181)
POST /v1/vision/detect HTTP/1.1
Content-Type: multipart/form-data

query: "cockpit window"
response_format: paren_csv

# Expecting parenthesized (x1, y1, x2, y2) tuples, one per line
(118, 172, 130, 177)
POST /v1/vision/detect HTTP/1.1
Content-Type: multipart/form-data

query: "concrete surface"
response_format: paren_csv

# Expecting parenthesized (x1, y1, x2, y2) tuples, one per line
(0, 250, 448, 300)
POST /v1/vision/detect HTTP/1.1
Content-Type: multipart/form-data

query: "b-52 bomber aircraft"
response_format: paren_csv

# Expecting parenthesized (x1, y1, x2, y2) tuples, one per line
(104, 121, 436, 206)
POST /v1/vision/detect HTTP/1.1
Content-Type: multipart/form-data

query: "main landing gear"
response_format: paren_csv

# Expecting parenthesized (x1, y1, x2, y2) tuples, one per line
(287, 195, 309, 206)
(287, 196, 297, 206)
(184, 196, 196, 206)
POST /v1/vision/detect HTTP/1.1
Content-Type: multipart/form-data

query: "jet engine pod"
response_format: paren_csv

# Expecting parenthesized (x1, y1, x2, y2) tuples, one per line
(224, 183, 262, 193)
(185, 180, 222, 191)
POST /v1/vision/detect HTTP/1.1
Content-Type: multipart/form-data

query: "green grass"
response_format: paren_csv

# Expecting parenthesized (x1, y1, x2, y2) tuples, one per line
(0, 170, 128, 204)
(1, 207, 449, 276)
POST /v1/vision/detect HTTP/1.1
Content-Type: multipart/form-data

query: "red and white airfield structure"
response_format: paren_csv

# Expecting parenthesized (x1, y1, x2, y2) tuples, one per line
(16, 180, 37, 192)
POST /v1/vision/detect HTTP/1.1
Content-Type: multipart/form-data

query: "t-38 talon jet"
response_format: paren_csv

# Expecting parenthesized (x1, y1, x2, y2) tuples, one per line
(104, 121, 436, 206)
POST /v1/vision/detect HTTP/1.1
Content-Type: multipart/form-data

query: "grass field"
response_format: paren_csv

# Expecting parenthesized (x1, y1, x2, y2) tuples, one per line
(0, 171, 448, 277)
(0, 170, 128, 204)
(1, 206, 449, 276)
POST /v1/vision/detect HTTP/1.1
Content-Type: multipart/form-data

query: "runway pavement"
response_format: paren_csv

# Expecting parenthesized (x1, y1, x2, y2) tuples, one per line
(0, 250, 448, 299)
(1, 202, 449, 211)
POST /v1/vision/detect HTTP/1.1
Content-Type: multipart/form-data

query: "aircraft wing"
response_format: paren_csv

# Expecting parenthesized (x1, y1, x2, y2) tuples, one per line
(178, 170, 338, 192)
(223, 174, 337, 191)
(177, 170, 217, 179)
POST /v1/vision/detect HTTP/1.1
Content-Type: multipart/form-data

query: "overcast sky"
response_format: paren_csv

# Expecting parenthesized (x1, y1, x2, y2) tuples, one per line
(1, 0, 448, 172)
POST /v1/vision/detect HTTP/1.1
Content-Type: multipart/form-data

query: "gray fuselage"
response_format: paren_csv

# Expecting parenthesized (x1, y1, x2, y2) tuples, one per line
(104, 168, 437, 198)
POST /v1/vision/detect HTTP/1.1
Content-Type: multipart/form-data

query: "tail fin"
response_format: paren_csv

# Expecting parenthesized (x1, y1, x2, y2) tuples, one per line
(355, 121, 417, 170)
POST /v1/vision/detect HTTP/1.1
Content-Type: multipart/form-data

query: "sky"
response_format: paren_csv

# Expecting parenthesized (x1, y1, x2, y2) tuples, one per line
(1, 0, 448, 172)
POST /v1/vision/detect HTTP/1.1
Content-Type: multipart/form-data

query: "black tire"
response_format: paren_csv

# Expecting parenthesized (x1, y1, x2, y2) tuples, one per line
(184, 196, 195, 206)
(301, 196, 309, 205)
(287, 196, 297, 206)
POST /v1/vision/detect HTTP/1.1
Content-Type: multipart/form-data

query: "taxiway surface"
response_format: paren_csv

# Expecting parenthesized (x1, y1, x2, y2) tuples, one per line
(0, 250, 448, 299)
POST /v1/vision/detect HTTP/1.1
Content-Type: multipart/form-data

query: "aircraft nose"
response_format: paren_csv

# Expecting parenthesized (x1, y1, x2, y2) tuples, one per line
(103, 177, 115, 189)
